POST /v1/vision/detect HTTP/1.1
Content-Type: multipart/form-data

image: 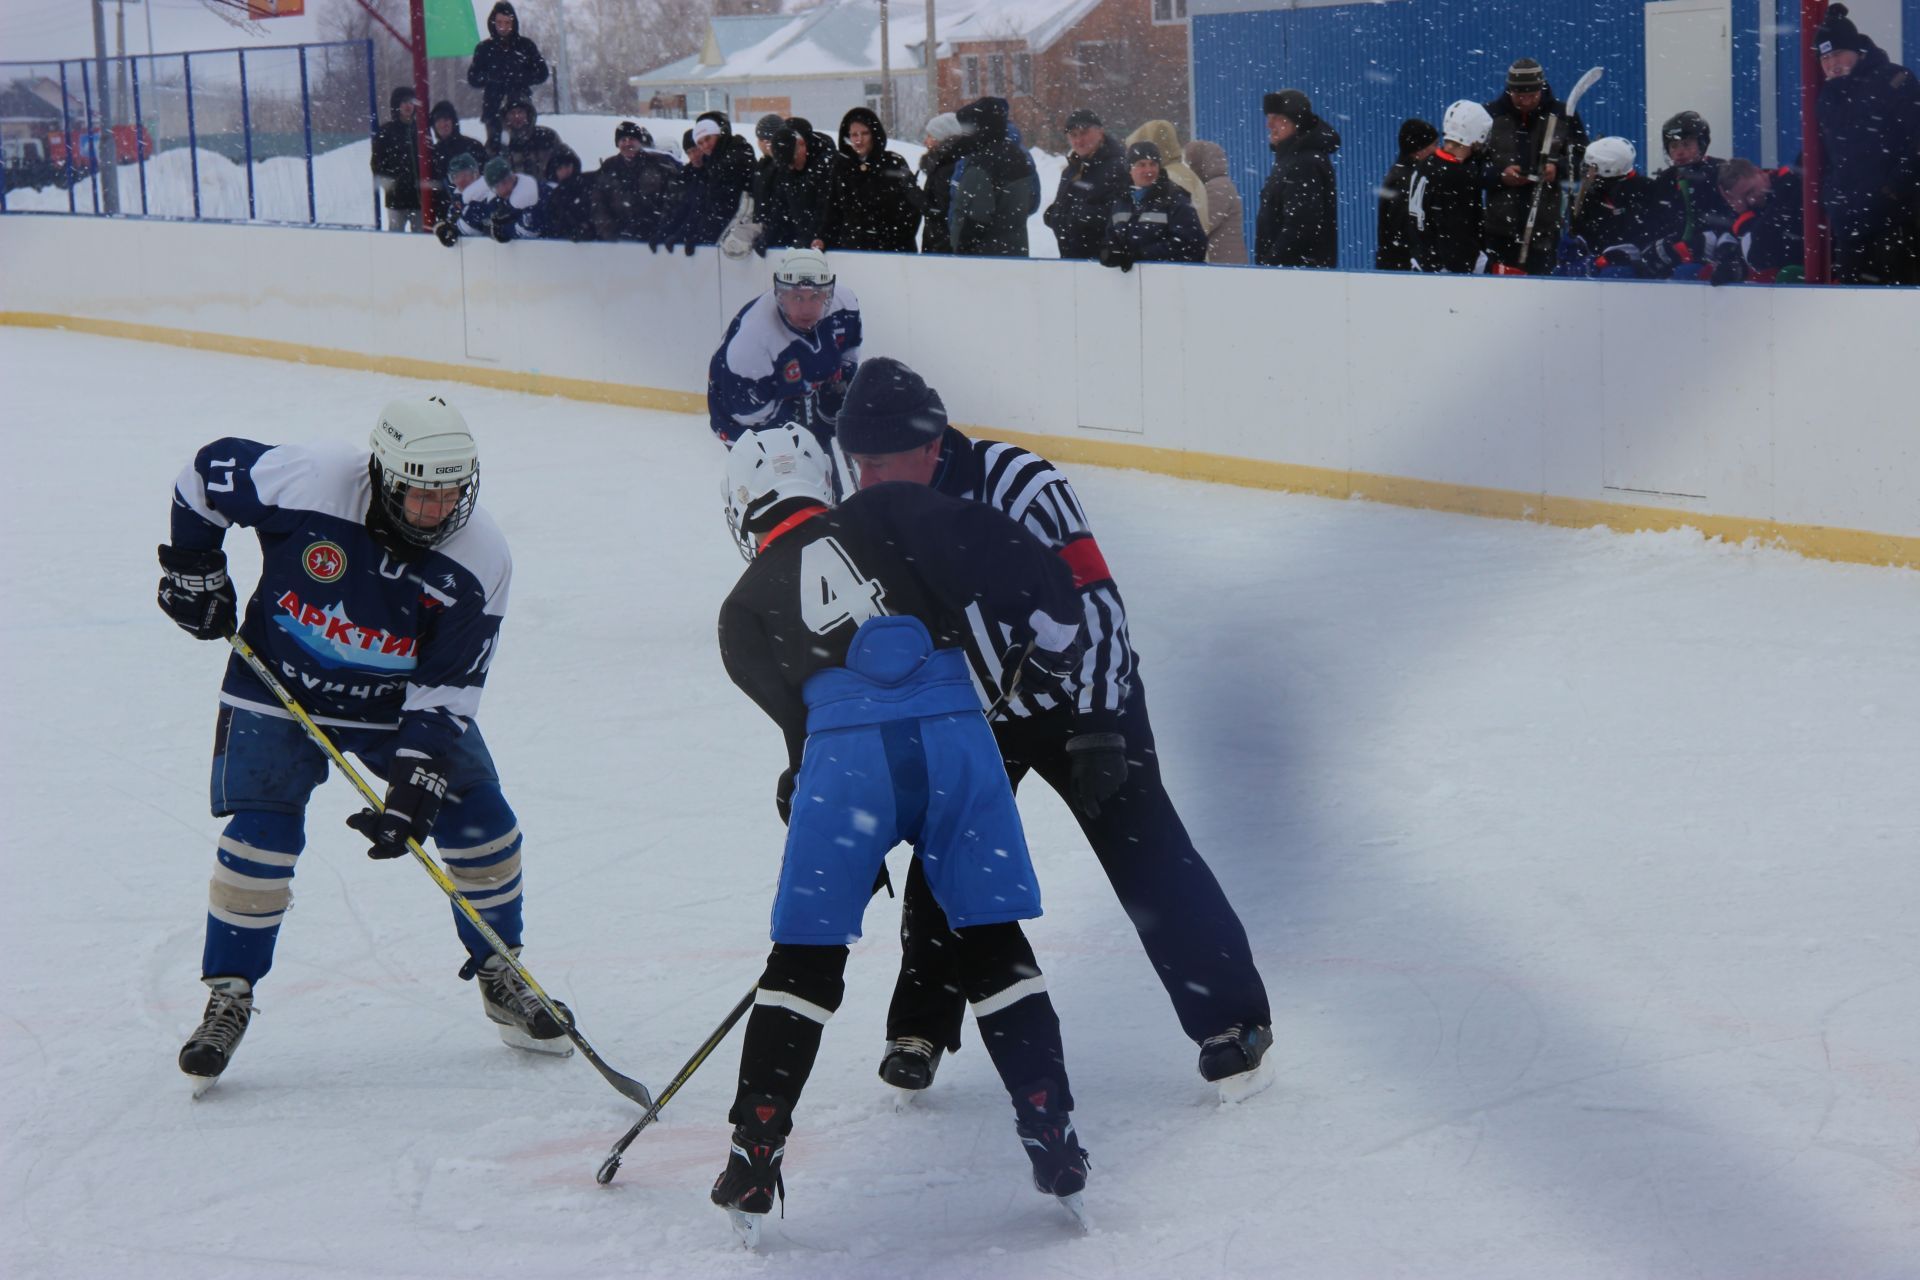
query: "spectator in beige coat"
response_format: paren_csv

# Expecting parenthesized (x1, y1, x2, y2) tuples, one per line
(1184, 139, 1248, 263)
(1126, 120, 1208, 228)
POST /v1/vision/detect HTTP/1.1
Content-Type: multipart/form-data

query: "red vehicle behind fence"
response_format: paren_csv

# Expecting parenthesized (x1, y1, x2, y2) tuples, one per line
(45, 123, 154, 172)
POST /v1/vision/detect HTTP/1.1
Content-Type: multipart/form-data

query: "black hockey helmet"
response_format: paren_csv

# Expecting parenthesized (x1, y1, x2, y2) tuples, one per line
(1661, 110, 1710, 155)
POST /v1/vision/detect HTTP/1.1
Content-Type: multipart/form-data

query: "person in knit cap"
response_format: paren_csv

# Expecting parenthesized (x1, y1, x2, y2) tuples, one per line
(1124, 119, 1208, 226)
(1482, 57, 1588, 273)
(838, 367, 1276, 1106)
(1100, 139, 1207, 269)
(1812, 4, 1920, 283)
(1255, 89, 1341, 267)
(918, 112, 966, 254)
(1376, 117, 1437, 270)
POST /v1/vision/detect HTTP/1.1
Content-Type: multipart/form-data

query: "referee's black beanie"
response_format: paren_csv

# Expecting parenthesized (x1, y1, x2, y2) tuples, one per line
(836, 357, 949, 455)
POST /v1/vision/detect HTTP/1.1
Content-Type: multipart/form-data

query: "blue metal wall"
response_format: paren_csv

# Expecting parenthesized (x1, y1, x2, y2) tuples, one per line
(1193, 0, 1785, 271)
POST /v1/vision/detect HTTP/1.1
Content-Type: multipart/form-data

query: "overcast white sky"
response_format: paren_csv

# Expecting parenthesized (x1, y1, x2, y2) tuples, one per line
(0, 1, 490, 64)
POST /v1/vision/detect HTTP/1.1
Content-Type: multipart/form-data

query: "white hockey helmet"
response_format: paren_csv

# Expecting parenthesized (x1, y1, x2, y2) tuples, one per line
(1584, 136, 1636, 179)
(1441, 99, 1494, 148)
(773, 246, 834, 291)
(724, 424, 836, 560)
(369, 394, 479, 549)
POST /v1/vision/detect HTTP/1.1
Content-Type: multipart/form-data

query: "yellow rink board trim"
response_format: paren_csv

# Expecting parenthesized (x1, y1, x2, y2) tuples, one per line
(5, 309, 1914, 571)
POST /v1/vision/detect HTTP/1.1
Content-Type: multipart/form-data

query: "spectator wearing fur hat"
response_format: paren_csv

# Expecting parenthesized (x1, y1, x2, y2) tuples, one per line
(1101, 141, 1207, 270)
(1813, 4, 1920, 284)
(1375, 118, 1437, 270)
(918, 113, 965, 255)
(1255, 89, 1341, 268)
(815, 107, 921, 253)
(370, 87, 423, 233)
(1482, 57, 1587, 274)
(1184, 139, 1248, 264)
(593, 120, 683, 243)
(1046, 109, 1131, 259)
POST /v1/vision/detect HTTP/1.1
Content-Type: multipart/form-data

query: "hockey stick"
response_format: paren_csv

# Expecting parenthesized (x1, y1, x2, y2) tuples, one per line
(225, 633, 655, 1110)
(1519, 66, 1603, 266)
(596, 986, 756, 1185)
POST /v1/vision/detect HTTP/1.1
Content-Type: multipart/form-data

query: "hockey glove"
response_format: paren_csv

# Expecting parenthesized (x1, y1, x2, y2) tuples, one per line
(490, 211, 516, 244)
(157, 544, 237, 640)
(1064, 733, 1128, 820)
(346, 753, 449, 859)
(683, 239, 698, 257)
(434, 220, 460, 247)
(1710, 241, 1748, 288)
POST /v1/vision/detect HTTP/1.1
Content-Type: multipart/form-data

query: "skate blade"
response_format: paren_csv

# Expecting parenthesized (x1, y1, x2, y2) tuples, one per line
(1214, 1058, 1275, 1106)
(495, 1023, 574, 1057)
(725, 1206, 763, 1249)
(1056, 1191, 1092, 1234)
(185, 1071, 222, 1099)
(889, 1084, 922, 1113)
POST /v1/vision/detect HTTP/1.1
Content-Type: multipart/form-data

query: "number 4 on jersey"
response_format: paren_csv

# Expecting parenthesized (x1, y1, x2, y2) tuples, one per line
(799, 537, 886, 634)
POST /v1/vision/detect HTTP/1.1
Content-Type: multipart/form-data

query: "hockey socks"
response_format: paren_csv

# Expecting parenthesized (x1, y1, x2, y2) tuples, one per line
(730, 943, 848, 1122)
(201, 811, 305, 984)
(953, 922, 1074, 1112)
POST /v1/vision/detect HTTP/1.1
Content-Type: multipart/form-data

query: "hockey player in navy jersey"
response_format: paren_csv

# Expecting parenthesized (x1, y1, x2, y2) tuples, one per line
(711, 424, 1093, 1241)
(706, 248, 861, 454)
(159, 396, 567, 1092)
(836, 358, 1275, 1100)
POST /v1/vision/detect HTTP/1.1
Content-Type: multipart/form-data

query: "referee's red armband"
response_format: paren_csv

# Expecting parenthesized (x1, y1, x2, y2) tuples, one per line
(1057, 537, 1112, 588)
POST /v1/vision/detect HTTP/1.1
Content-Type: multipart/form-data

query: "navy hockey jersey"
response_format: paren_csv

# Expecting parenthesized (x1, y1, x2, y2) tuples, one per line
(927, 428, 1134, 730)
(170, 438, 510, 761)
(707, 288, 862, 442)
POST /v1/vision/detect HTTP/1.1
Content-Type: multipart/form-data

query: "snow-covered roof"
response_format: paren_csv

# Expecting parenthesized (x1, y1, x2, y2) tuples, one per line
(632, 0, 1105, 87)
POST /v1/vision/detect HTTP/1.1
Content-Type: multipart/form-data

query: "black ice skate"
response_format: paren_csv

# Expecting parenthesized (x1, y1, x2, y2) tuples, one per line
(878, 1034, 943, 1094)
(179, 975, 253, 1096)
(1013, 1081, 1091, 1231)
(468, 950, 573, 1056)
(1198, 1023, 1275, 1103)
(710, 1094, 789, 1249)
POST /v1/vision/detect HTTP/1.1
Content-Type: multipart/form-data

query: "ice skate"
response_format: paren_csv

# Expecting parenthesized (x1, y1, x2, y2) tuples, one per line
(879, 1034, 942, 1107)
(472, 950, 573, 1056)
(711, 1094, 788, 1250)
(179, 976, 253, 1096)
(1013, 1080, 1090, 1228)
(1199, 1023, 1274, 1104)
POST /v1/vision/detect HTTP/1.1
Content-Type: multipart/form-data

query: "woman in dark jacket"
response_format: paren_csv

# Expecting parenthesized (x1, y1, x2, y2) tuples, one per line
(1375, 117, 1436, 270)
(1254, 89, 1341, 268)
(917, 114, 963, 254)
(465, 2, 548, 150)
(1101, 141, 1207, 269)
(815, 107, 920, 252)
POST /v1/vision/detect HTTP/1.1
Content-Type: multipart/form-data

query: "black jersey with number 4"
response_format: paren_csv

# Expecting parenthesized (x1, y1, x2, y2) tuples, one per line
(718, 482, 1082, 768)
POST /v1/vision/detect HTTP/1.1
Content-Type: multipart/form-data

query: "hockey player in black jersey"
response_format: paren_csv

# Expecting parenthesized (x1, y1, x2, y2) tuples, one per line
(1408, 100, 1493, 274)
(712, 425, 1093, 1241)
(835, 358, 1275, 1101)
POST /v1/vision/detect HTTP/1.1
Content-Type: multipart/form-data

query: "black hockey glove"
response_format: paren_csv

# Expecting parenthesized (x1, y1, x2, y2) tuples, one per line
(752, 235, 768, 258)
(434, 219, 460, 247)
(490, 211, 515, 244)
(346, 754, 449, 859)
(157, 544, 237, 640)
(683, 239, 698, 257)
(775, 766, 796, 826)
(1710, 241, 1748, 287)
(1064, 732, 1127, 819)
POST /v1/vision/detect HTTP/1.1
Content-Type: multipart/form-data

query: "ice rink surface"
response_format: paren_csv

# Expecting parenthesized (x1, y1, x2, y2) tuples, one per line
(1, 326, 1915, 1279)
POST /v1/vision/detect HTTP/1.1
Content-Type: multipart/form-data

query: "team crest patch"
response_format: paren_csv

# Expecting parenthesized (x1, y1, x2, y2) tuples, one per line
(782, 359, 803, 383)
(303, 540, 347, 583)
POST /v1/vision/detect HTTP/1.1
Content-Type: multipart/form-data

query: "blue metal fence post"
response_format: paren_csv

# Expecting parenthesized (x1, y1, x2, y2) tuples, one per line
(299, 46, 317, 224)
(80, 59, 99, 214)
(59, 62, 77, 212)
(130, 54, 150, 215)
(238, 48, 256, 221)
(365, 39, 379, 227)
(184, 54, 201, 220)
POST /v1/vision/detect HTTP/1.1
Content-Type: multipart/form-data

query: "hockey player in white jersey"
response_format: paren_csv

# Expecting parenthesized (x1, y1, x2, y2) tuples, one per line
(157, 396, 568, 1092)
(706, 248, 862, 455)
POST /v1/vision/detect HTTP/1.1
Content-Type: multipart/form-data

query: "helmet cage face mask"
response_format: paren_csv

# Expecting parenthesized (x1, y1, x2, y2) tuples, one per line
(375, 462, 479, 549)
(724, 425, 836, 561)
(370, 396, 480, 550)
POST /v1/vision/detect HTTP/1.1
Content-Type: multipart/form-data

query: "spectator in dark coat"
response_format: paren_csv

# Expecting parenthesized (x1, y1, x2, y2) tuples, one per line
(370, 87, 422, 233)
(1376, 118, 1436, 270)
(816, 106, 920, 252)
(1045, 108, 1130, 259)
(536, 145, 596, 242)
(918, 113, 964, 255)
(591, 121, 682, 243)
(1482, 58, 1587, 274)
(663, 112, 757, 249)
(466, 2, 548, 151)
(494, 99, 560, 183)
(1101, 141, 1208, 270)
(949, 96, 1036, 256)
(1813, 4, 1920, 284)
(427, 100, 485, 223)
(756, 118, 832, 251)
(1254, 89, 1340, 268)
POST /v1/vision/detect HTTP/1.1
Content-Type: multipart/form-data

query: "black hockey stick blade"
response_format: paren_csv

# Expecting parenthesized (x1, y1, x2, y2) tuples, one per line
(597, 986, 756, 1185)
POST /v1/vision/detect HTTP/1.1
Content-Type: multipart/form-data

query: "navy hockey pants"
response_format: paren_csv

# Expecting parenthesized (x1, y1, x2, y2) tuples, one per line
(888, 678, 1271, 1050)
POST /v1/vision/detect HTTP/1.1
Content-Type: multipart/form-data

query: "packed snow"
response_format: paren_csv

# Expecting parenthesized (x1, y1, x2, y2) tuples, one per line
(0, 325, 1915, 1278)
